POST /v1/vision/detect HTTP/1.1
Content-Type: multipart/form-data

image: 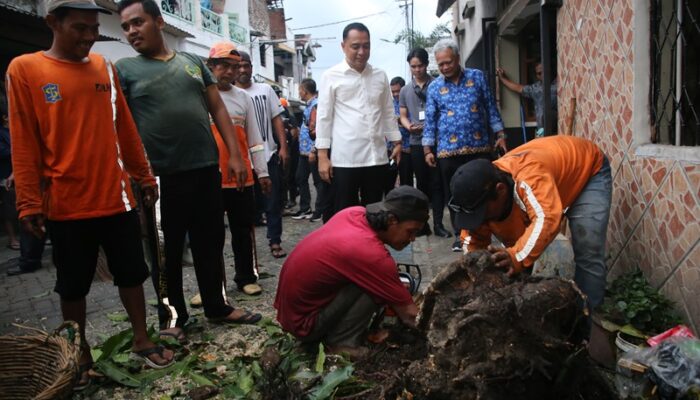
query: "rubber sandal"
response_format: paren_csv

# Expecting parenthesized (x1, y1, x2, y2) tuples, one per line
(129, 345, 175, 369)
(270, 245, 287, 259)
(159, 329, 187, 345)
(73, 362, 93, 392)
(210, 309, 262, 325)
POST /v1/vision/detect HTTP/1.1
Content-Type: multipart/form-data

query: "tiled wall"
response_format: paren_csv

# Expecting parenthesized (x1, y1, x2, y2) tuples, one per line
(557, 0, 700, 332)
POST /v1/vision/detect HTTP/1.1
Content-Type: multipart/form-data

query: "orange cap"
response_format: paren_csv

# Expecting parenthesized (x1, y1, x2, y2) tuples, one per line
(208, 41, 241, 62)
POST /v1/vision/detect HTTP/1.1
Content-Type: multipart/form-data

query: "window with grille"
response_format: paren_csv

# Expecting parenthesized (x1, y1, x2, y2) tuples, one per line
(650, 0, 699, 146)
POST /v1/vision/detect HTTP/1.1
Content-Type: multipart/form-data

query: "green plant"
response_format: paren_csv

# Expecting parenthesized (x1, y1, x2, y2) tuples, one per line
(599, 271, 682, 335)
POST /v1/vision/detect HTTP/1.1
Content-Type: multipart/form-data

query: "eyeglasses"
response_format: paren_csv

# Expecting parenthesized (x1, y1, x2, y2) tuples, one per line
(447, 185, 493, 213)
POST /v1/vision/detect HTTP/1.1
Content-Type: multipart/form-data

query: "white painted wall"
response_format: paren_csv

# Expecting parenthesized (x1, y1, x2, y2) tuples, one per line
(452, 0, 497, 61)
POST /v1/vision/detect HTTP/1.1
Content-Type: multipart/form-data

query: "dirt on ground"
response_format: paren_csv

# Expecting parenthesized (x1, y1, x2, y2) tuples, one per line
(350, 252, 617, 400)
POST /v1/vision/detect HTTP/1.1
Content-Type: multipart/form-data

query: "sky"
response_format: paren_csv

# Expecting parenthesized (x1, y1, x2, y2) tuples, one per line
(284, 0, 449, 81)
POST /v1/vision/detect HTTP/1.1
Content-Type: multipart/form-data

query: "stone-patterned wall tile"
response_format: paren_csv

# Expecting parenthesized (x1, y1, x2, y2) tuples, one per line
(629, 155, 672, 205)
(647, 164, 700, 267)
(681, 161, 700, 204)
(610, 0, 634, 51)
(612, 158, 646, 240)
(660, 273, 697, 334)
(674, 242, 700, 331)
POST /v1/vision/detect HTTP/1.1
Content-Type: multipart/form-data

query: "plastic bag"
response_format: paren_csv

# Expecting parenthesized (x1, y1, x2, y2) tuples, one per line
(618, 337, 700, 399)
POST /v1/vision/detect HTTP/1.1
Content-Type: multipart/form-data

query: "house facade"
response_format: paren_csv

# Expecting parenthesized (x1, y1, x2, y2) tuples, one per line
(439, 0, 700, 332)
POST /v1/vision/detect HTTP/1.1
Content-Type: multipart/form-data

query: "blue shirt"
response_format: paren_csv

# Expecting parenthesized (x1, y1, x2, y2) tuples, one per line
(422, 68, 504, 158)
(299, 97, 318, 155)
(391, 97, 410, 151)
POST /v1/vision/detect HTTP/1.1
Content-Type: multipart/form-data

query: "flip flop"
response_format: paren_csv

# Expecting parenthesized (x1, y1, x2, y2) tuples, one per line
(129, 345, 175, 369)
(6, 243, 19, 250)
(270, 245, 287, 259)
(159, 329, 187, 345)
(210, 309, 262, 325)
(73, 362, 93, 392)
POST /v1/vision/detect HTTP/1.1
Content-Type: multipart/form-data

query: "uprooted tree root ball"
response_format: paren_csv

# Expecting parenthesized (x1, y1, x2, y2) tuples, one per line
(354, 252, 617, 399)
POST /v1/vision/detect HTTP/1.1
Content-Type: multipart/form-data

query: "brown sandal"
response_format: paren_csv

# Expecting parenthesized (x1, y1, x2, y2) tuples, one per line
(270, 244, 287, 258)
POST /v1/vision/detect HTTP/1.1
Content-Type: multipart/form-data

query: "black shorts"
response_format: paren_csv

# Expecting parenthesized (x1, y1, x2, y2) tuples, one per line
(48, 210, 149, 300)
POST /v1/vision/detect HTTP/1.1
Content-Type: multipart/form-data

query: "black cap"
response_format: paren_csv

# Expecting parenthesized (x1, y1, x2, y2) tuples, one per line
(366, 186, 429, 223)
(449, 158, 498, 231)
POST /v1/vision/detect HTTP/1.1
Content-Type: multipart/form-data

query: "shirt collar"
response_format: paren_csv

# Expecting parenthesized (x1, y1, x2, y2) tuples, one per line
(412, 75, 432, 89)
(341, 59, 372, 75)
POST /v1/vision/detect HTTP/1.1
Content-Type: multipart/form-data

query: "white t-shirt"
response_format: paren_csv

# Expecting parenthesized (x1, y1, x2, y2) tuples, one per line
(218, 85, 268, 177)
(238, 82, 284, 162)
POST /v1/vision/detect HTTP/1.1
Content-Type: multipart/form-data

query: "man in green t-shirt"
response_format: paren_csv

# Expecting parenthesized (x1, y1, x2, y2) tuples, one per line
(116, 0, 262, 344)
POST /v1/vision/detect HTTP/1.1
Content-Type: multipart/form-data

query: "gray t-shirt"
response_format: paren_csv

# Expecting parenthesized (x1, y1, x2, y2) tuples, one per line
(398, 76, 433, 146)
(116, 52, 219, 175)
(522, 80, 558, 129)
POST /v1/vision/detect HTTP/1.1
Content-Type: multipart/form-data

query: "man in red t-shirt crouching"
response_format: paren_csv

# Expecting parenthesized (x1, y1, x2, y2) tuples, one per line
(274, 186, 427, 357)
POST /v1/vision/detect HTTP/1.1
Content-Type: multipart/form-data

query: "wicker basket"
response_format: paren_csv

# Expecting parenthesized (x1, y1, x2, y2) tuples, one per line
(0, 321, 81, 400)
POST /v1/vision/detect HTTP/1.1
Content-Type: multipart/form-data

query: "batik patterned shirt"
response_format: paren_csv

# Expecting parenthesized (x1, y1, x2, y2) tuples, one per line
(389, 97, 411, 152)
(299, 97, 318, 156)
(422, 68, 504, 158)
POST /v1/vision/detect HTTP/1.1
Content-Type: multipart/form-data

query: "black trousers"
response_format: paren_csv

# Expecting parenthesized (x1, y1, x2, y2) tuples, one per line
(410, 145, 446, 228)
(332, 165, 388, 215)
(437, 153, 493, 235)
(155, 165, 232, 329)
(384, 151, 413, 195)
(222, 186, 258, 288)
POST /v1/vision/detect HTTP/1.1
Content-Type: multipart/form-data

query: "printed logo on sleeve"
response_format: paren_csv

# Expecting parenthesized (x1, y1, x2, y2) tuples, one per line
(42, 83, 62, 103)
(184, 64, 203, 81)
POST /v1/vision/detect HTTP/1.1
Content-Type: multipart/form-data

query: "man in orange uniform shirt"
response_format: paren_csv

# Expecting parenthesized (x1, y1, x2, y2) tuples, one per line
(451, 136, 612, 313)
(5, 0, 174, 389)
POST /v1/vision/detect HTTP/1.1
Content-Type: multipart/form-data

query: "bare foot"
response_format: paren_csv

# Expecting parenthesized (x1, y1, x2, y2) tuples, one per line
(326, 345, 369, 360)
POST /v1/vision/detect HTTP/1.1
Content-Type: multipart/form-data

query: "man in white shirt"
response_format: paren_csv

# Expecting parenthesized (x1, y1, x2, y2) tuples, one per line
(235, 51, 289, 259)
(316, 22, 402, 216)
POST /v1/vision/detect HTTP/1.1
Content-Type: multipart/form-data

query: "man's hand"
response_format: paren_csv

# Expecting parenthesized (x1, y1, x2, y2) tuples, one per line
(495, 137, 508, 154)
(408, 123, 424, 134)
(3, 174, 14, 191)
(308, 151, 317, 163)
(318, 152, 332, 183)
(496, 67, 507, 80)
(389, 143, 402, 166)
(488, 245, 517, 276)
(21, 213, 46, 239)
(278, 146, 289, 169)
(424, 152, 437, 167)
(228, 156, 248, 191)
(259, 176, 272, 195)
(141, 183, 159, 208)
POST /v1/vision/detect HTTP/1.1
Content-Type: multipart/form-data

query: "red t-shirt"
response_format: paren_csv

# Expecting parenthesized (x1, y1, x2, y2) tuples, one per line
(274, 206, 414, 337)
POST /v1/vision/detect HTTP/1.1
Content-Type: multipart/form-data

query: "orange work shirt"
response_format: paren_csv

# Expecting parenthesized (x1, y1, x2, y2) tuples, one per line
(212, 122, 254, 188)
(6, 52, 155, 220)
(461, 135, 604, 271)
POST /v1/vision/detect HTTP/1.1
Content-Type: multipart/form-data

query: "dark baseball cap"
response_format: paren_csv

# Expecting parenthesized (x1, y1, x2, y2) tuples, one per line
(449, 158, 498, 231)
(366, 186, 429, 223)
(46, 0, 111, 14)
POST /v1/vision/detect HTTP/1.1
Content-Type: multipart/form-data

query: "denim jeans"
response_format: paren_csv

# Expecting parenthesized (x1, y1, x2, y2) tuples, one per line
(566, 156, 612, 310)
(295, 155, 313, 212)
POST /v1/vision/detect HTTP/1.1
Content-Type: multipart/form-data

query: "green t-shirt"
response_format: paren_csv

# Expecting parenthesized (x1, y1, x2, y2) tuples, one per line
(116, 51, 218, 175)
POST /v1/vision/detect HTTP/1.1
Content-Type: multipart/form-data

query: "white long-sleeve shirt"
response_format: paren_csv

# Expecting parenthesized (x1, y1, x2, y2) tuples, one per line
(315, 60, 400, 167)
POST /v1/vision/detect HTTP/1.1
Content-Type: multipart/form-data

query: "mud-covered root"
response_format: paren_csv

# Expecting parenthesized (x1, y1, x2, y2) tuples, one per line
(382, 251, 615, 399)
